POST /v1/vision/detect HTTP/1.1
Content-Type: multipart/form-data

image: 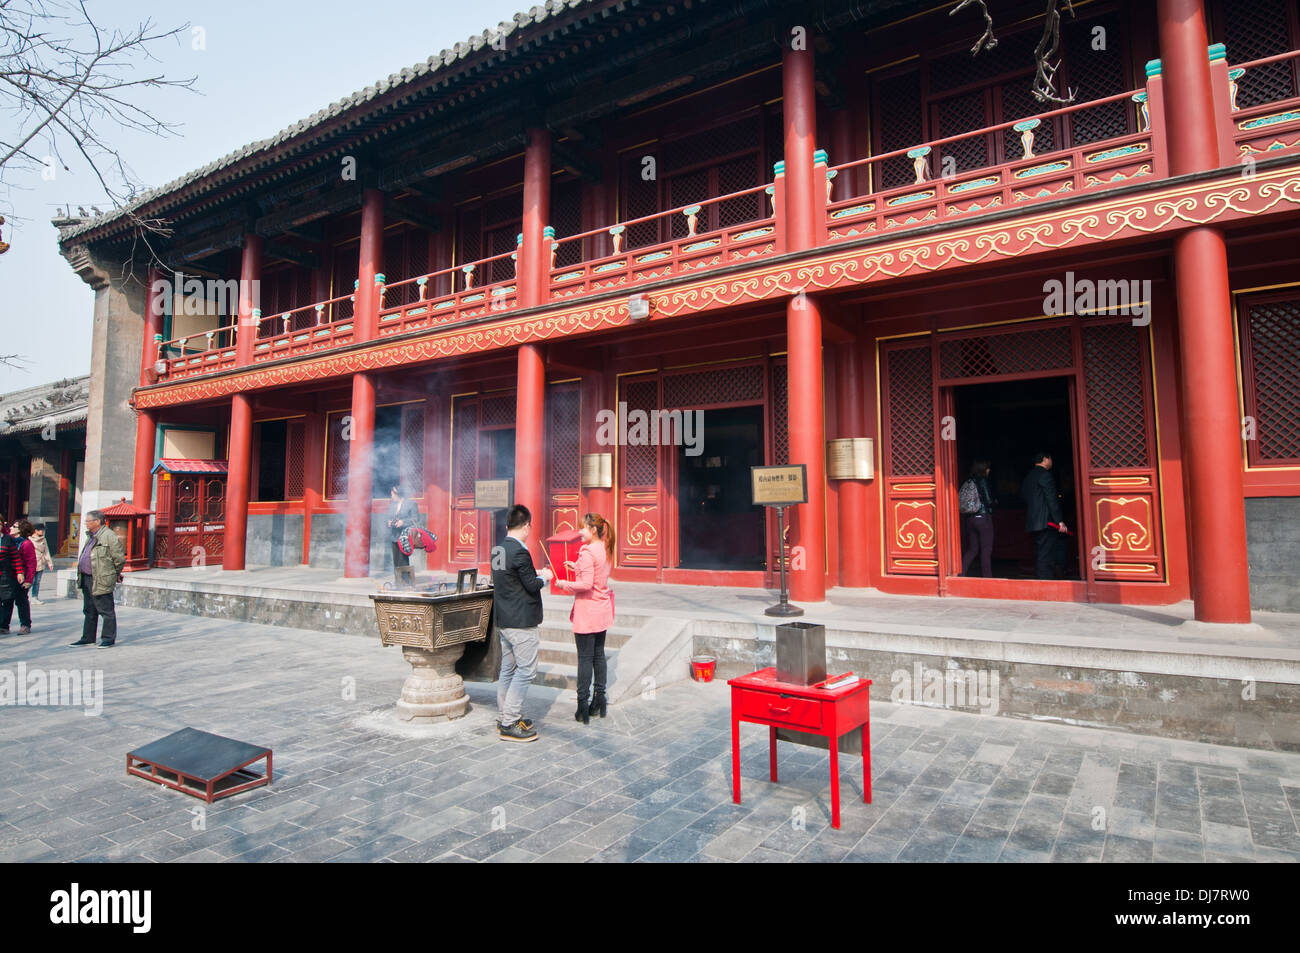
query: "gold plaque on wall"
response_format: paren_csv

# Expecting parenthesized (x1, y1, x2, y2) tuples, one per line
(580, 453, 613, 489)
(474, 478, 513, 510)
(827, 437, 875, 481)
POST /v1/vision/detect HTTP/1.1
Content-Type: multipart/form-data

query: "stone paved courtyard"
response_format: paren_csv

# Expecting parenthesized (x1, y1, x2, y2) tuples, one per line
(2, 599, 1299, 863)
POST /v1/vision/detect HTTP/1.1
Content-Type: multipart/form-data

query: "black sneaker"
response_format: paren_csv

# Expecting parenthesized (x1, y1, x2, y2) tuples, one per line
(498, 719, 538, 743)
(69, 639, 94, 646)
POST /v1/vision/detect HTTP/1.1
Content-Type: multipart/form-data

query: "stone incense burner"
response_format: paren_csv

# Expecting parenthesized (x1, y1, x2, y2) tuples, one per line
(370, 586, 494, 721)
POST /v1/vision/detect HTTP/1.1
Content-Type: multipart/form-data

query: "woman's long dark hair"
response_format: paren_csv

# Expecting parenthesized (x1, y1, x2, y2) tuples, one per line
(969, 459, 991, 480)
(583, 512, 615, 561)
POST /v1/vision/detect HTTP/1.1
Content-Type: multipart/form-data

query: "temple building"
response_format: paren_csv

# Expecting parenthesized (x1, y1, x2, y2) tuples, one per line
(0, 375, 88, 554)
(55, 0, 1300, 621)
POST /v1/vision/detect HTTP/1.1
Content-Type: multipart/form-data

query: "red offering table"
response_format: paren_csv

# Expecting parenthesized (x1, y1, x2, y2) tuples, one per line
(728, 667, 872, 829)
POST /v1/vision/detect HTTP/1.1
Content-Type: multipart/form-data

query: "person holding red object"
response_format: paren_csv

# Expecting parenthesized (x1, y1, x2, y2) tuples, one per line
(555, 512, 615, 724)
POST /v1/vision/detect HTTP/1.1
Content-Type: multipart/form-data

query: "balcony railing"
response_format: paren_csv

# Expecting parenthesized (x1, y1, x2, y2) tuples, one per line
(549, 184, 777, 300)
(146, 48, 1300, 387)
(1228, 47, 1300, 160)
(157, 327, 237, 379)
(826, 87, 1156, 243)
(378, 250, 518, 335)
(251, 291, 357, 363)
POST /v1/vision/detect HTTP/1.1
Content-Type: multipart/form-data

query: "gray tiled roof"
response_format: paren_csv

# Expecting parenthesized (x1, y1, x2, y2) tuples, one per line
(55, 0, 602, 245)
(0, 375, 90, 435)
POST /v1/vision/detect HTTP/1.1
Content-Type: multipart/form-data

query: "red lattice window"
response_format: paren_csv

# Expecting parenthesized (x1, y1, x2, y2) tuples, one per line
(331, 245, 357, 322)
(552, 179, 584, 269)
(548, 385, 581, 489)
(1082, 322, 1149, 469)
(1242, 295, 1300, 466)
(325, 412, 350, 500)
(622, 377, 659, 487)
(452, 399, 478, 496)
(480, 395, 516, 428)
(383, 228, 430, 309)
(939, 325, 1073, 381)
(1063, 9, 1131, 144)
(663, 363, 764, 408)
(400, 405, 425, 491)
(874, 69, 924, 191)
(1000, 79, 1058, 159)
(1214, 0, 1300, 108)
(285, 419, 306, 500)
(886, 345, 934, 476)
(933, 90, 992, 174)
(772, 362, 789, 465)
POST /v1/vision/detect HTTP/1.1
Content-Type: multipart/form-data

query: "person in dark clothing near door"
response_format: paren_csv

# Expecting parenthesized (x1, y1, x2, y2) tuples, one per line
(1022, 451, 1067, 580)
(490, 504, 553, 742)
(385, 484, 420, 585)
(959, 460, 996, 577)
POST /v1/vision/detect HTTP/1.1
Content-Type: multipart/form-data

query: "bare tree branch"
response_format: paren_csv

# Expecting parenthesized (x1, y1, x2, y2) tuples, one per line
(0, 0, 195, 253)
(950, 0, 1078, 104)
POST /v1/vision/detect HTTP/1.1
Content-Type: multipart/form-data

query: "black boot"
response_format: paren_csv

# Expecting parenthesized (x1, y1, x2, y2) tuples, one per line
(590, 693, 607, 718)
(575, 700, 590, 725)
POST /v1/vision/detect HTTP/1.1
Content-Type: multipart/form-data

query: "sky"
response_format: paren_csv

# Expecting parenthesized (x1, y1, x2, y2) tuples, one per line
(0, 0, 534, 393)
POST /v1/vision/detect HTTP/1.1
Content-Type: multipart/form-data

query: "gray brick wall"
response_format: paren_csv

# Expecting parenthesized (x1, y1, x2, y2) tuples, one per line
(1246, 497, 1300, 612)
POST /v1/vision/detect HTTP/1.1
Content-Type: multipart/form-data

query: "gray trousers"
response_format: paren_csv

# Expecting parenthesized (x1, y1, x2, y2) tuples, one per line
(497, 625, 539, 727)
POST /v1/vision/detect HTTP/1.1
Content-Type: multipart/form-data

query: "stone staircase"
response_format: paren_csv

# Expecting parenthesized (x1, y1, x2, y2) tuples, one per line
(531, 603, 694, 704)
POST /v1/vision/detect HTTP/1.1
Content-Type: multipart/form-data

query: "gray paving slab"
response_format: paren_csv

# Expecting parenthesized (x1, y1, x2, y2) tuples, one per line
(3, 598, 1299, 863)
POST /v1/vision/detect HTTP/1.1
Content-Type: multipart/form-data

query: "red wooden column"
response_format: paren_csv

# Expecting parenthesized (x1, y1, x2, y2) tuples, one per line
(223, 393, 253, 570)
(234, 236, 263, 366)
(783, 33, 827, 601)
(300, 406, 325, 564)
(131, 266, 164, 511)
(1158, 0, 1251, 622)
(342, 188, 385, 577)
(519, 128, 551, 308)
(581, 371, 614, 518)
(354, 188, 385, 342)
(131, 410, 157, 511)
(344, 373, 377, 577)
(424, 389, 451, 573)
(782, 40, 818, 252)
(788, 294, 827, 603)
(836, 342, 870, 588)
(515, 344, 546, 563)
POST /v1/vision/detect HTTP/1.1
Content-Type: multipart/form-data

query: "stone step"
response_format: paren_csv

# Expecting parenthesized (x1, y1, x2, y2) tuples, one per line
(541, 603, 654, 629)
(536, 621, 636, 649)
(537, 640, 621, 666)
(534, 661, 580, 691)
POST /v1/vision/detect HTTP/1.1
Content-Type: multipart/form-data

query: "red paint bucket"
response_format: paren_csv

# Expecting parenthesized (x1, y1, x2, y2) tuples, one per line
(690, 655, 717, 682)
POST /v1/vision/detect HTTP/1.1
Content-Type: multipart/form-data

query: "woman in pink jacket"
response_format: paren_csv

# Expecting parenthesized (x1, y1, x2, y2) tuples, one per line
(555, 513, 615, 724)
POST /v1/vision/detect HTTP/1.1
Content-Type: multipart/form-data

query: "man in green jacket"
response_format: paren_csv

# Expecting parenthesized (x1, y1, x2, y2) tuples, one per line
(71, 510, 126, 648)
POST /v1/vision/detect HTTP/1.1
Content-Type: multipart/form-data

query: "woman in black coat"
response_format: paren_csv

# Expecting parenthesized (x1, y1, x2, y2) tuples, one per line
(386, 485, 420, 582)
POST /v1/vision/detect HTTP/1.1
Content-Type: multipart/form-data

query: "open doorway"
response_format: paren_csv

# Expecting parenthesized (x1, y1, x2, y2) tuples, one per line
(481, 429, 515, 553)
(951, 377, 1081, 580)
(675, 405, 765, 571)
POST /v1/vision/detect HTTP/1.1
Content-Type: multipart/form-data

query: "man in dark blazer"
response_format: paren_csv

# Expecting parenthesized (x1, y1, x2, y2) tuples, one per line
(490, 504, 552, 742)
(1022, 451, 1067, 580)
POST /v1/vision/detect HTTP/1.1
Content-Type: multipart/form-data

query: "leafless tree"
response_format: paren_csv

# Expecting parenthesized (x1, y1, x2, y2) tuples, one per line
(0, 0, 194, 233)
(951, 0, 1078, 105)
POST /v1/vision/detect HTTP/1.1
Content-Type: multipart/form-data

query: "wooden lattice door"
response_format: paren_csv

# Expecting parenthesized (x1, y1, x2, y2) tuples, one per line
(1079, 321, 1165, 582)
(881, 342, 939, 575)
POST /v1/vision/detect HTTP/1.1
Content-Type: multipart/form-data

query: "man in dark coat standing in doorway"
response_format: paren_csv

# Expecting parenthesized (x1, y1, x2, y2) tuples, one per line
(1022, 451, 1067, 580)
